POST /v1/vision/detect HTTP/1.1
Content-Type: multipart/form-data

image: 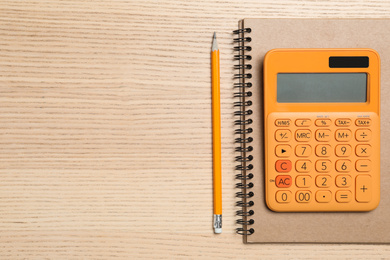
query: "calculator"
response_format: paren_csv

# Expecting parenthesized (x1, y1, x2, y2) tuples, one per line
(263, 49, 380, 212)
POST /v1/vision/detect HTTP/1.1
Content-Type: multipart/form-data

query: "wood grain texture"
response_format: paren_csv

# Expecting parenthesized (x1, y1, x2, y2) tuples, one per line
(0, 0, 390, 258)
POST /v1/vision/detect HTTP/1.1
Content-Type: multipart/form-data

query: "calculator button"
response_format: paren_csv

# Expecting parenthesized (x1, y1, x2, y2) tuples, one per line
(355, 175, 372, 202)
(316, 175, 332, 188)
(276, 191, 292, 203)
(295, 175, 312, 188)
(295, 145, 312, 157)
(356, 129, 372, 141)
(335, 144, 352, 157)
(336, 190, 352, 203)
(356, 118, 371, 127)
(315, 129, 331, 142)
(275, 119, 291, 127)
(295, 129, 312, 142)
(315, 160, 332, 172)
(356, 144, 372, 157)
(275, 145, 292, 157)
(275, 130, 292, 142)
(335, 129, 352, 141)
(336, 174, 352, 188)
(335, 160, 352, 172)
(295, 191, 312, 203)
(275, 175, 292, 188)
(315, 144, 331, 157)
(316, 190, 332, 203)
(275, 160, 292, 173)
(356, 160, 372, 172)
(335, 118, 352, 127)
(295, 119, 311, 127)
(315, 119, 331, 127)
(295, 160, 312, 173)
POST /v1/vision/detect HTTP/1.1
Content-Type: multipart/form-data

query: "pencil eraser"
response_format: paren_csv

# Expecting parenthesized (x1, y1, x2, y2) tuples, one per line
(214, 228, 222, 234)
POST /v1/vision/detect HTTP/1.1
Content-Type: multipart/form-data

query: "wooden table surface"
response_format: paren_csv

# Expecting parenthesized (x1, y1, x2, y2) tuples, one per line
(1, 1, 390, 258)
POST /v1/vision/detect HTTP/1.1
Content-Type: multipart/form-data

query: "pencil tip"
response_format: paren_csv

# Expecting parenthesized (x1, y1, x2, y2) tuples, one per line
(212, 32, 218, 51)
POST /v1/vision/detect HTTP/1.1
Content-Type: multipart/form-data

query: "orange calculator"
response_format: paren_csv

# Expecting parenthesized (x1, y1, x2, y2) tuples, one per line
(263, 49, 380, 212)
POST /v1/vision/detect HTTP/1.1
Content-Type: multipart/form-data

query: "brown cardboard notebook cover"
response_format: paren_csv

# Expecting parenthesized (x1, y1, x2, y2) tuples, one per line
(236, 19, 390, 243)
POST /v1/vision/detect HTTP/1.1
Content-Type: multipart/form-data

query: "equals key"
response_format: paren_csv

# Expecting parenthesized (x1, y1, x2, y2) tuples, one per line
(336, 191, 352, 203)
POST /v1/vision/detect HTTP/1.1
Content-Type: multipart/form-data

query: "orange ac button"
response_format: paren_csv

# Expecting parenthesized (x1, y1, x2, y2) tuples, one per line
(275, 175, 292, 188)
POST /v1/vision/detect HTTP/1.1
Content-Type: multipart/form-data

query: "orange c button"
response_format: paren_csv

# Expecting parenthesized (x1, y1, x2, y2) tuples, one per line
(275, 160, 292, 172)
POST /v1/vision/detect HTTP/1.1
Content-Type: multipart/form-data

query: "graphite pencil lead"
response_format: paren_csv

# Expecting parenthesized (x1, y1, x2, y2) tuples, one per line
(212, 32, 219, 51)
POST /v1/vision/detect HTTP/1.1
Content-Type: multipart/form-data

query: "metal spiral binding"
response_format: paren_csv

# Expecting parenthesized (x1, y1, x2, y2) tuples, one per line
(233, 27, 254, 236)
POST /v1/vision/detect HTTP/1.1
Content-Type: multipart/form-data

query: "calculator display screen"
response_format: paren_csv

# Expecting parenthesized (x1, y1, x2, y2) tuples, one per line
(277, 73, 367, 103)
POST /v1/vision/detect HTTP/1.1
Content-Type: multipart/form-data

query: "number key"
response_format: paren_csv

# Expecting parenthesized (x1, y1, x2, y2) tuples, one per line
(335, 160, 351, 172)
(336, 174, 352, 188)
(335, 144, 352, 157)
(316, 175, 332, 188)
(295, 175, 312, 188)
(295, 191, 312, 203)
(295, 160, 312, 172)
(315, 144, 331, 157)
(315, 160, 332, 172)
(295, 145, 312, 157)
(276, 191, 292, 203)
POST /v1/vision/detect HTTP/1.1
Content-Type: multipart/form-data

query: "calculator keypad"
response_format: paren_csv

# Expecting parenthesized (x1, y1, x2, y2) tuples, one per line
(266, 112, 380, 212)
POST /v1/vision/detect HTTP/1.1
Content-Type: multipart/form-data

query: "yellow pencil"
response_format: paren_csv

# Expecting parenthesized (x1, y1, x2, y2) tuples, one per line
(211, 32, 222, 234)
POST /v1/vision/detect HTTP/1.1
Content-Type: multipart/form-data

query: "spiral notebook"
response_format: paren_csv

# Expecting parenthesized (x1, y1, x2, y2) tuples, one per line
(234, 18, 390, 243)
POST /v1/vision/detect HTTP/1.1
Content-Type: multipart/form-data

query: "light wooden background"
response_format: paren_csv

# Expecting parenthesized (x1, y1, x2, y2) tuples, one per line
(1, 0, 390, 258)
